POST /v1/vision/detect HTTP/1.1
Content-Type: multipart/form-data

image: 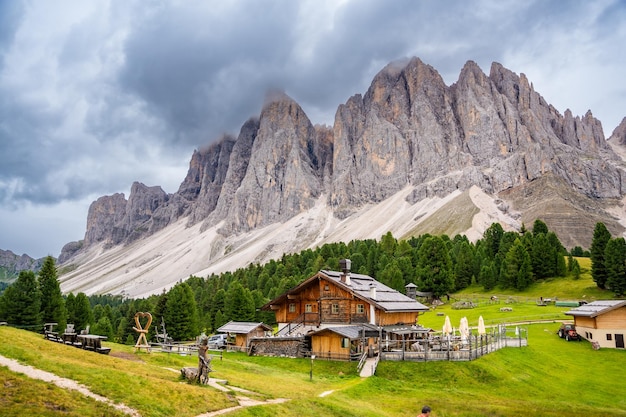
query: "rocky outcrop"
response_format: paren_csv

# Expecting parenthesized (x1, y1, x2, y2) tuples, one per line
(609, 117, 626, 145)
(65, 57, 626, 262)
(219, 92, 331, 232)
(0, 249, 45, 279)
(81, 183, 172, 249)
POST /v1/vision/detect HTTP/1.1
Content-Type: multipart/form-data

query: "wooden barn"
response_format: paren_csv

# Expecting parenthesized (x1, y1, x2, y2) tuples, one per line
(565, 300, 626, 349)
(261, 259, 429, 339)
(217, 321, 273, 352)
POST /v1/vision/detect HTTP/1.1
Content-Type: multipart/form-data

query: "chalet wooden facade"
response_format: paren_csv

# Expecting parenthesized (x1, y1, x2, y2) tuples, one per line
(565, 300, 626, 349)
(262, 265, 429, 333)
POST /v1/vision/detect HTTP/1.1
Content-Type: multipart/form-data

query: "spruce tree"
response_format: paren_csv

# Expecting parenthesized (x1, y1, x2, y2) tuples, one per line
(416, 236, 454, 298)
(0, 270, 41, 327)
(532, 219, 549, 235)
(479, 262, 497, 291)
(73, 292, 93, 332)
(164, 282, 199, 341)
(503, 238, 533, 290)
(224, 281, 256, 322)
(454, 241, 474, 291)
(605, 237, 626, 296)
(591, 222, 612, 289)
(65, 292, 76, 325)
(379, 261, 404, 293)
(38, 256, 66, 331)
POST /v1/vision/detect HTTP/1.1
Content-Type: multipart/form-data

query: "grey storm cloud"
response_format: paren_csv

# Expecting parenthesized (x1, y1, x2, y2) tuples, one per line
(0, 0, 625, 258)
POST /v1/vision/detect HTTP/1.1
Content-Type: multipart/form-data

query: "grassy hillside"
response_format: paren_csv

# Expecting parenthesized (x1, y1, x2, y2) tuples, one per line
(2, 268, 625, 417)
(2, 320, 626, 416)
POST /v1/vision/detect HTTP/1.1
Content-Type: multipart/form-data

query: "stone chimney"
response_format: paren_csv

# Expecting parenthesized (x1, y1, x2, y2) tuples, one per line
(369, 282, 377, 300)
(339, 259, 351, 285)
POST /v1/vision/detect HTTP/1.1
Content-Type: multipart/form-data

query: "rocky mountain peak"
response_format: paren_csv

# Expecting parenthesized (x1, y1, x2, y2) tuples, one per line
(59, 57, 626, 295)
(221, 91, 328, 232)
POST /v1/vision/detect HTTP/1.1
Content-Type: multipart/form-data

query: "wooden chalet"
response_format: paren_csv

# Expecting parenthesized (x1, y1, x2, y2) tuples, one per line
(217, 321, 273, 351)
(261, 259, 429, 337)
(565, 300, 626, 349)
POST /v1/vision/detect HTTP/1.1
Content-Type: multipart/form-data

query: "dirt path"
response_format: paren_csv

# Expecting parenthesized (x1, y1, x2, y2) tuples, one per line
(164, 371, 289, 417)
(1, 353, 288, 417)
(0, 354, 141, 417)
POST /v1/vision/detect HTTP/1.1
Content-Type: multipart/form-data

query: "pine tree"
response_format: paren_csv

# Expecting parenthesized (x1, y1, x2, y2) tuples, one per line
(65, 292, 76, 325)
(532, 219, 549, 235)
(224, 281, 256, 322)
(571, 259, 581, 280)
(38, 256, 66, 330)
(454, 241, 474, 291)
(479, 262, 497, 291)
(605, 237, 626, 296)
(0, 270, 41, 327)
(164, 282, 199, 341)
(73, 292, 93, 332)
(482, 223, 504, 259)
(379, 261, 404, 293)
(416, 236, 454, 298)
(503, 238, 533, 290)
(591, 222, 612, 289)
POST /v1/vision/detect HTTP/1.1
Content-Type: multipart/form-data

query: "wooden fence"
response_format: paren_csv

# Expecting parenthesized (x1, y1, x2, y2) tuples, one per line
(380, 325, 528, 362)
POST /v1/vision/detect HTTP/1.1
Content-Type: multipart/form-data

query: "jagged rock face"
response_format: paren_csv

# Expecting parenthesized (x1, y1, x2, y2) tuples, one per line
(609, 117, 626, 145)
(222, 93, 331, 232)
(84, 193, 128, 246)
(82, 183, 171, 248)
(183, 136, 236, 225)
(332, 57, 626, 210)
(70, 57, 626, 261)
(203, 118, 259, 233)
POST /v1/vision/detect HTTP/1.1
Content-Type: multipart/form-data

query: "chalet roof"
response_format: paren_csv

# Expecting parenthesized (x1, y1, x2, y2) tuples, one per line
(564, 300, 626, 318)
(217, 321, 273, 334)
(320, 270, 429, 312)
(261, 268, 429, 312)
(308, 324, 380, 339)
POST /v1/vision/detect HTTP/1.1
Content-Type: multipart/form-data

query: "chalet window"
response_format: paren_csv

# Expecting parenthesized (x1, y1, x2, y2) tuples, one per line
(607, 334, 612, 341)
(332, 304, 339, 314)
(289, 303, 296, 313)
(341, 338, 350, 348)
(324, 284, 330, 291)
(356, 304, 365, 314)
(305, 304, 313, 313)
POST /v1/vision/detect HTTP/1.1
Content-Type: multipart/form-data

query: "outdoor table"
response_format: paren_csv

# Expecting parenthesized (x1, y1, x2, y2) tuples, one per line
(62, 332, 81, 347)
(77, 334, 110, 354)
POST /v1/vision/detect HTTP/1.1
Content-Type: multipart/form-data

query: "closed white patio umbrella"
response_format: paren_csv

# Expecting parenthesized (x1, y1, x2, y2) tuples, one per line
(442, 315, 453, 335)
(478, 316, 486, 335)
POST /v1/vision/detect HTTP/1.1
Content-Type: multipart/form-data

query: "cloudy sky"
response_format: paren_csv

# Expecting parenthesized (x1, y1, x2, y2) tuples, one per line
(1, 0, 625, 259)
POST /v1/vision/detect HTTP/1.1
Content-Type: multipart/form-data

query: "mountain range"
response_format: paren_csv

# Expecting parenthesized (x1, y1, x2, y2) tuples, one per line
(52, 57, 626, 299)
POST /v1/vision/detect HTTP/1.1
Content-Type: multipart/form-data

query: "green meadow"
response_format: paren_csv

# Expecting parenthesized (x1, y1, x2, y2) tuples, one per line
(1, 263, 625, 417)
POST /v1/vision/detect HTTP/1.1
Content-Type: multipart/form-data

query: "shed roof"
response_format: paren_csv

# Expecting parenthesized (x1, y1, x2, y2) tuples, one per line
(217, 321, 273, 334)
(308, 324, 380, 339)
(564, 300, 626, 318)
